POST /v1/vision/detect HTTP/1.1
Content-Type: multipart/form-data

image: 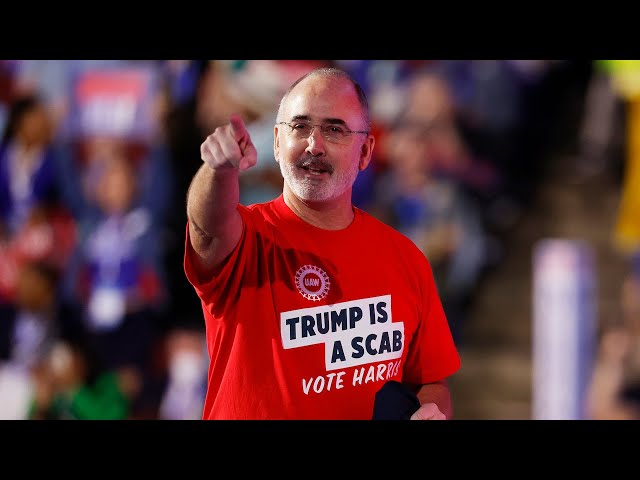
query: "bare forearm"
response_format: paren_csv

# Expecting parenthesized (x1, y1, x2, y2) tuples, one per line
(185, 114, 257, 275)
(187, 163, 239, 237)
(186, 163, 242, 265)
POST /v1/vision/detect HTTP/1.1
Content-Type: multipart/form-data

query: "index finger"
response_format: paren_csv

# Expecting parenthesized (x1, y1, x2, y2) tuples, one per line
(229, 113, 249, 142)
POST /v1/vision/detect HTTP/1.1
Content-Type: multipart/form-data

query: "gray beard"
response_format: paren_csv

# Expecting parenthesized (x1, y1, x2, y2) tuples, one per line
(279, 159, 359, 202)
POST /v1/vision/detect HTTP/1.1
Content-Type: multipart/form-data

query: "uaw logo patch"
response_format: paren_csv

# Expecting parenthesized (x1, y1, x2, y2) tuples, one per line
(295, 265, 330, 301)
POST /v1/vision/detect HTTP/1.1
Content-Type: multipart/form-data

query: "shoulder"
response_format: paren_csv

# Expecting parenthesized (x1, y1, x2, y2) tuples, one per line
(357, 208, 414, 245)
(240, 198, 278, 220)
(357, 208, 428, 262)
(236, 198, 282, 234)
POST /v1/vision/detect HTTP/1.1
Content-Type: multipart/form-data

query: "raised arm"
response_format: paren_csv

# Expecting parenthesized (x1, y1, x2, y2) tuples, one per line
(186, 114, 257, 279)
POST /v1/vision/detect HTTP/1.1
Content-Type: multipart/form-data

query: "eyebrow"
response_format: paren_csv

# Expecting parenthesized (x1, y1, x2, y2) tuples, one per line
(289, 115, 348, 126)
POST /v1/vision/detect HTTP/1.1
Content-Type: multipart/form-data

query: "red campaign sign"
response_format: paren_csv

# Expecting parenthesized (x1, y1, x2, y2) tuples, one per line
(69, 66, 158, 141)
(76, 70, 148, 102)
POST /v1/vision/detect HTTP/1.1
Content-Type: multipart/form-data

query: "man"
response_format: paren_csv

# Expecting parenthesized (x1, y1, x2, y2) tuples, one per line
(184, 67, 461, 420)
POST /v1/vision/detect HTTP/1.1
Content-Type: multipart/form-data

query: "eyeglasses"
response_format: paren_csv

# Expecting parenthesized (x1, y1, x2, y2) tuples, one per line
(277, 121, 369, 144)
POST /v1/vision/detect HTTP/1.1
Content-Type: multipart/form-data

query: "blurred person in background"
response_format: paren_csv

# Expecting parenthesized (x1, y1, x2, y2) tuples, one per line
(586, 257, 640, 420)
(184, 67, 460, 420)
(157, 327, 207, 420)
(0, 203, 76, 305)
(573, 60, 626, 182)
(63, 153, 166, 417)
(587, 62, 640, 421)
(0, 94, 77, 306)
(54, 62, 175, 228)
(0, 260, 81, 419)
(29, 336, 140, 420)
(0, 94, 67, 237)
(395, 66, 499, 194)
(66, 135, 173, 227)
(371, 70, 492, 344)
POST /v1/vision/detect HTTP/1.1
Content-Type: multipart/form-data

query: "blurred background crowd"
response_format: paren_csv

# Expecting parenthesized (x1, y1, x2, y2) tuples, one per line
(1, 59, 639, 420)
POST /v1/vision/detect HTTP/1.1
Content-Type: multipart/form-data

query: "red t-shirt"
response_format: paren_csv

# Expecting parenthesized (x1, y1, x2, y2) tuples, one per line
(184, 194, 461, 419)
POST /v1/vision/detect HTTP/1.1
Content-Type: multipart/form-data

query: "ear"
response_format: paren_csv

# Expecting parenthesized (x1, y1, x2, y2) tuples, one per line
(273, 125, 280, 163)
(358, 135, 375, 171)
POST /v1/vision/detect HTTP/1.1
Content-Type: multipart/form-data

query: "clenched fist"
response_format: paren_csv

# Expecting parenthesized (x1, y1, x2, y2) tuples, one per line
(200, 114, 258, 172)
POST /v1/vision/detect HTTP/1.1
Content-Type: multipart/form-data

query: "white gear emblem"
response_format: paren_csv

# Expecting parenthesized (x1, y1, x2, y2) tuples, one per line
(295, 265, 330, 301)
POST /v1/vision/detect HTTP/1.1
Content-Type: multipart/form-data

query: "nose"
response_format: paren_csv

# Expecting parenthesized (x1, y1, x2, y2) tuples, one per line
(305, 126, 326, 156)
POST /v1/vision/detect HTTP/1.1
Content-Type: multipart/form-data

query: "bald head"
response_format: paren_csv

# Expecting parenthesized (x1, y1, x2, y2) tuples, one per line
(277, 68, 371, 131)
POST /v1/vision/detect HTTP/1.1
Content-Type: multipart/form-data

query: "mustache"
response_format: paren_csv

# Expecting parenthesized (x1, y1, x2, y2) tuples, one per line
(296, 157, 334, 174)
